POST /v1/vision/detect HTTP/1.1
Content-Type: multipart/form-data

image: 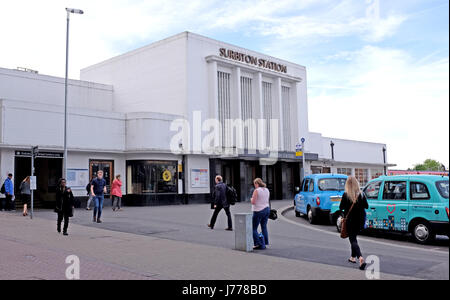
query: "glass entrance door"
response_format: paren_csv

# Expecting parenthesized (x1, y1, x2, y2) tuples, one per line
(89, 160, 114, 197)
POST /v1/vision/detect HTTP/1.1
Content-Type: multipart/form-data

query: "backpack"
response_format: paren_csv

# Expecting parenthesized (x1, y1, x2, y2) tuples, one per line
(0, 182, 5, 195)
(226, 185, 238, 205)
(86, 182, 91, 194)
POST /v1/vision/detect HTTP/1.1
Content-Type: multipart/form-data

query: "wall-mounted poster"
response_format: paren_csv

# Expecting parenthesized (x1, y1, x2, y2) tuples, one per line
(191, 169, 209, 188)
(67, 169, 89, 188)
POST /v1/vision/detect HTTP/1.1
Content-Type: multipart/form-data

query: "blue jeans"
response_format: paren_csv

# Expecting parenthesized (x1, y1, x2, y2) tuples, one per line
(252, 207, 270, 249)
(93, 195, 104, 219)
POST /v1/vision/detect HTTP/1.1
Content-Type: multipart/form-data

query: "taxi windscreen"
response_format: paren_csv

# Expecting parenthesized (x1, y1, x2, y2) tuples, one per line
(318, 178, 346, 191)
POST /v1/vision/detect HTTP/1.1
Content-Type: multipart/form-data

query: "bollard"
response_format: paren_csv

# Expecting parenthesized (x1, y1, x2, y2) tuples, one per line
(234, 213, 253, 252)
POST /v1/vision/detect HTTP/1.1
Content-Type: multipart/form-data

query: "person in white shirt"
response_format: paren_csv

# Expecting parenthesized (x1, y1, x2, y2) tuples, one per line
(250, 178, 270, 250)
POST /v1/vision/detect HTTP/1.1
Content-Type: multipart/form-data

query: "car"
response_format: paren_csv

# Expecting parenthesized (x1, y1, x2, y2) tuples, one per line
(294, 174, 348, 224)
(331, 175, 449, 244)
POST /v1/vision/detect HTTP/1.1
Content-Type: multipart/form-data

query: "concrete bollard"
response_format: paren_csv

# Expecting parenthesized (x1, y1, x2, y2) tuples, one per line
(234, 213, 253, 252)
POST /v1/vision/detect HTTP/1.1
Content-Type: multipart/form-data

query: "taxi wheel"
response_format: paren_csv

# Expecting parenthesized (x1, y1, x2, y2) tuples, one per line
(410, 221, 435, 244)
(307, 207, 316, 224)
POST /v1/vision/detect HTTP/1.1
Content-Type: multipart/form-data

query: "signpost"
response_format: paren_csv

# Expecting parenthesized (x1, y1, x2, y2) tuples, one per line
(30, 146, 38, 219)
(297, 138, 306, 182)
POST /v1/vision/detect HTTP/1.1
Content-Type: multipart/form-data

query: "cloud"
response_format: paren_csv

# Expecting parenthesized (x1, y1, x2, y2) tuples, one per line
(307, 46, 449, 169)
(0, 0, 406, 78)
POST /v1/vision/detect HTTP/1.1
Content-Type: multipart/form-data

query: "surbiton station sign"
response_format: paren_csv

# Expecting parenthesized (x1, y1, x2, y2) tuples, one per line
(219, 48, 288, 74)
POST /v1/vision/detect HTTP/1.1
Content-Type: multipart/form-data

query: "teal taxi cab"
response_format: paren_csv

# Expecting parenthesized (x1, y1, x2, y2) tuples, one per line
(331, 175, 449, 244)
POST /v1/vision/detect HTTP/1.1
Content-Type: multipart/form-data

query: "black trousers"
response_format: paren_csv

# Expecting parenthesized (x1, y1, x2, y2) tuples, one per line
(5, 194, 13, 210)
(210, 205, 232, 229)
(57, 212, 70, 233)
(349, 233, 362, 259)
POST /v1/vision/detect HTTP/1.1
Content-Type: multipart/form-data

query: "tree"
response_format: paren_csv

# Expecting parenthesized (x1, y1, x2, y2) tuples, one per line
(413, 159, 446, 171)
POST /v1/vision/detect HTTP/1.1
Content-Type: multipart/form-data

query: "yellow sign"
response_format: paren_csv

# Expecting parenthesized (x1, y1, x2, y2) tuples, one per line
(296, 151, 303, 157)
(178, 164, 183, 173)
(162, 170, 172, 182)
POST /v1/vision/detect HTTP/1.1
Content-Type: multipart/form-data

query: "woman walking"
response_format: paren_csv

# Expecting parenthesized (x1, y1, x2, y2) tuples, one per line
(19, 176, 31, 216)
(111, 175, 123, 211)
(339, 176, 369, 270)
(251, 178, 270, 250)
(55, 178, 74, 236)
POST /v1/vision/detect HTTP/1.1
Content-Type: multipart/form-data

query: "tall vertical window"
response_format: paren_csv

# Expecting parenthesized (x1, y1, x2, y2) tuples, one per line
(218, 71, 231, 147)
(371, 169, 384, 179)
(240, 76, 253, 149)
(355, 168, 369, 186)
(262, 82, 272, 148)
(282, 86, 291, 151)
(337, 168, 352, 176)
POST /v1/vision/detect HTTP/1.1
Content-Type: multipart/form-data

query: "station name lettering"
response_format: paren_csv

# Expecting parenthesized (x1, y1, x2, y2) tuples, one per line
(219, 48, 288, 74)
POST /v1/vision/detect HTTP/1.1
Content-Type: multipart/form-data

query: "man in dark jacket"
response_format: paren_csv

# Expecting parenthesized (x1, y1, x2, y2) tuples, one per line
(55, 178, 75, 236)
(208, 175, 232, 231)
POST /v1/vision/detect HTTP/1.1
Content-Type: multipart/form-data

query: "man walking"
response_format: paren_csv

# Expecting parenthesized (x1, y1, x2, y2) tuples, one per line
(4, 174, 14, 211)
(208, 175, 233, 231)
(90, 170, 107, 223)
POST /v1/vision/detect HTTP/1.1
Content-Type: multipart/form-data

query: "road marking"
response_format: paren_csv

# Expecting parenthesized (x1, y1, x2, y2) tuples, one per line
(279, 206, 448, 255)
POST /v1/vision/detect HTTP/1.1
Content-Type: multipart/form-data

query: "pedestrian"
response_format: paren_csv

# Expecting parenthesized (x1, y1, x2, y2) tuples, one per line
(90, 170, 107, 223)
(208, 175, 233, 231)
(3, 174, 14, 211)
(111, 174, 123, 211)
(85, 177, 94, 210)
(19, 176, 31, 216)
(339, 176, 369, 270)
(251, 178, 270, 250)
(55, 178, 74, 236)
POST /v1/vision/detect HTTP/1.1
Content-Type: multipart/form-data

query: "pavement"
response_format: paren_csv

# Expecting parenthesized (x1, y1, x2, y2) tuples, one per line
(0, 200, 447, 280)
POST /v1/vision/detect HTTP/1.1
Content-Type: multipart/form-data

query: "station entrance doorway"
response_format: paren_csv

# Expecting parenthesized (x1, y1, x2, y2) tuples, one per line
(14, 151, 63, 209)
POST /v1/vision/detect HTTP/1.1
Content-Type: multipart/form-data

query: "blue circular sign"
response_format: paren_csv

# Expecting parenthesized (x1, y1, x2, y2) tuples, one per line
(301, 138, 306, 143)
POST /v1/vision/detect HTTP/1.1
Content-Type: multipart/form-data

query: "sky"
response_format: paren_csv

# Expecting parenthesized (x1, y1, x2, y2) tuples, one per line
(0, 0, 448, 169)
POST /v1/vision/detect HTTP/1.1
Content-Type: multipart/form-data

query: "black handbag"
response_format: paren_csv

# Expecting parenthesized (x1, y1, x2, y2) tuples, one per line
(269, 209, 278, 220)
(269, 199, 278, 221)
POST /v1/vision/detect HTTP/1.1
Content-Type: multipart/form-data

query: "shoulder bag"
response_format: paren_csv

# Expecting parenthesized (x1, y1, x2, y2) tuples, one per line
(340, 199, 356, 239)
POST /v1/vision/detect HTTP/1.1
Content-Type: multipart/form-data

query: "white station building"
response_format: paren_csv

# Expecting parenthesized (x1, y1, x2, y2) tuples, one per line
(0, 32, 391, 207)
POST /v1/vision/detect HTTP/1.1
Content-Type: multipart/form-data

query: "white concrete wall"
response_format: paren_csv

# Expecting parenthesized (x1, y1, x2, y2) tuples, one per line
(321, 136, 386, 165)
(126, 112, 183, 152)
(186, 32, 308, 153)
(81, 33, 188, 116)
(0, 67, 113, 111)
(1, 99, 126, 151)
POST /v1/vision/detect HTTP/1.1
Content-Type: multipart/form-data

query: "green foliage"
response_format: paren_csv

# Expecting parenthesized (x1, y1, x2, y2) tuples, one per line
(413, 159, 445, 171)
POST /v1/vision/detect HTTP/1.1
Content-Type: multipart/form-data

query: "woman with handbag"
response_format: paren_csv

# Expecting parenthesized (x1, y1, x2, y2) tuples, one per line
(55, 178, 75, 236)
(339, 176, 369, 270)
(251, 178, 270, 250)
(19, 176, 31, 216)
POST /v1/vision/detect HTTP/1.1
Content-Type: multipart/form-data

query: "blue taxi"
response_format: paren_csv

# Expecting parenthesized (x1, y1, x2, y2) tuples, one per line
(294, 174, 347, 224)
(331, 175, 449, 244)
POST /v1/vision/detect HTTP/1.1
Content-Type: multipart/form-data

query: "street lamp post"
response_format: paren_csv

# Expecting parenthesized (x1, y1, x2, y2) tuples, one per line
(382, 147, 387, 175)
(330, 141, 335, 161)
(63, 8, 84, 179)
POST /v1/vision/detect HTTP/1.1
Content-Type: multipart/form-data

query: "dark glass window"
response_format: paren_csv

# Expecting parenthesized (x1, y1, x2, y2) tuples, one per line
(127, 160, 178, 194)
(436, 180, 449, 199)
(303, 179, 310, 192)
(364, 181, 381, 199)
(382, 181, 407, 200)
(410, 182, 430, 200)
(308, 180, 315, 192)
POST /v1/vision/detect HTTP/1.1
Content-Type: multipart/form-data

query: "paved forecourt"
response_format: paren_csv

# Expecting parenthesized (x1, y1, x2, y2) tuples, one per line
(0, 212, 416, 280)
